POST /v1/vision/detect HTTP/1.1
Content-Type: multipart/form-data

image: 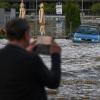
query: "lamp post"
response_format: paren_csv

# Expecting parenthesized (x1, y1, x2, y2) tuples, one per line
(82, 0, 84, 18)
(35, 0, 38, 35)
(36, 0, 37, 18)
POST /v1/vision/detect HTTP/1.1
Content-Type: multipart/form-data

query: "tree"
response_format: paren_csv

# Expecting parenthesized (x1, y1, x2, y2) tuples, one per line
(90, 3, 100, 15)
(12, 3, 19, 12)
(64, 0, 80, 36)
(0, 2, 11, 9)
(0, 1, 19, 11)
(44, 3, 55, 15)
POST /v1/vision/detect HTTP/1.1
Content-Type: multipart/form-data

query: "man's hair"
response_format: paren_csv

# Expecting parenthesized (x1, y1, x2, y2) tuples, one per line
(5, 18, 30, 40)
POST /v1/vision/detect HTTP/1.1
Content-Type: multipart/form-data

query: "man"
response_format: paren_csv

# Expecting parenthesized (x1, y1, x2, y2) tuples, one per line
(0, 18, 61, 100)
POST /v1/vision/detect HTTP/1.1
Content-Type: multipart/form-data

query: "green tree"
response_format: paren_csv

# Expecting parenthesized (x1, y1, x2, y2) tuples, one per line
(90, 3, 100, 15)
(0, 2, 11, 9)
(64, 0, 80, 36)
(44, 3, 55, 15)
(12, 3, 19, 12)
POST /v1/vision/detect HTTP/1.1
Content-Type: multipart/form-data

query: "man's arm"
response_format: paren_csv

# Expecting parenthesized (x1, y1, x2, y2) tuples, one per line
(33, 53, 61, 89)
(27, 40, 61, 89)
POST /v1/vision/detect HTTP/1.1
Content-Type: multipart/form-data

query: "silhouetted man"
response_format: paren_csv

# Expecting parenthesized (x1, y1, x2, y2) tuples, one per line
(0, 18, 61, 100)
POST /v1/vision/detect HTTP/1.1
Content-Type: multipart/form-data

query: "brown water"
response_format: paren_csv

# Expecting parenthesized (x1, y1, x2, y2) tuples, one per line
(40, 39, 100, 100)
(0, 39, 100, 100)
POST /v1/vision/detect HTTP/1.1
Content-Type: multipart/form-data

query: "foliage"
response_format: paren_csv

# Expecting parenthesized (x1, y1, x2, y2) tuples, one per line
(0, 34, 6, 39)
(64, 0, 81, 36)
(90, 3, 100, 15)
(12, 3, 19, 12)
(44, 3, 55, 15)
(0, 28, 6, 39)
(0, 2, 11, 9)
(0, 2, 19, 11)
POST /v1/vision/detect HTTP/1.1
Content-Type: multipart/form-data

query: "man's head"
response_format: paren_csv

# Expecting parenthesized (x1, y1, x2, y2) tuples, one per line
(6, 18, 30, 47)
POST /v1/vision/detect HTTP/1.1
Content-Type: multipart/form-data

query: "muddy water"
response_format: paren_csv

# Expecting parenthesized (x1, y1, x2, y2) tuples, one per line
(0, 39, 100, 100)
(40, 39, 100, 100)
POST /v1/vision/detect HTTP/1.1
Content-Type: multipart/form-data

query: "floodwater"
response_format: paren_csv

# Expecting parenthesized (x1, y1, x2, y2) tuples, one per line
(0, 39, 100, 99)
(39, 39, 100, 100)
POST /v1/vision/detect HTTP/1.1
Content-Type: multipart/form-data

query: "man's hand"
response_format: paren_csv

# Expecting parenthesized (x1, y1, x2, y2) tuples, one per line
(49, 41, 61, 54)
(26, 39, 36, 53)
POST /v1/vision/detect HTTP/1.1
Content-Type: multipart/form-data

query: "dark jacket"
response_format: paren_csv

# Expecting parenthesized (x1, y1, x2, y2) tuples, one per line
(0, 44, 61, 100)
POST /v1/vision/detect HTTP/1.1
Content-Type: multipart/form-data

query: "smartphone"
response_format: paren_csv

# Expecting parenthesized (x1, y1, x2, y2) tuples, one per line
(33, 36, 53, 55)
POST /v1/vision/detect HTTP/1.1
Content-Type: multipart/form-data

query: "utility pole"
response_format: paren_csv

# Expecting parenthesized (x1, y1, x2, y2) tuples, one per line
(35, 0, 38, 35)
(82, 0, 84, 18)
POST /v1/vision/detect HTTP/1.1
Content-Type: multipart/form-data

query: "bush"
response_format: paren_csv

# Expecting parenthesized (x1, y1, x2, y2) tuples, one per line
(0, 28, 6, 39)
(0, 2, 11, 9)
(64, 0, 80, 36)
(0, 2, 19, 11)
(90, 3, 100, 15)
(44, 3, 55, 15)
(12, 3, 19, 12)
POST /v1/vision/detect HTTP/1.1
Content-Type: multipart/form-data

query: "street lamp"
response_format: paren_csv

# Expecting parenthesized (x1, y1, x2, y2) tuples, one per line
(35, 0, 38, 35)
(82, 0, 84, 18)
(36, 0, 37, 16)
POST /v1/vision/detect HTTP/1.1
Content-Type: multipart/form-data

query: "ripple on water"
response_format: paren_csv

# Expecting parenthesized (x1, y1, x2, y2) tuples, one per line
(0, 39, 100, 99)
(47, 39, 100, 99)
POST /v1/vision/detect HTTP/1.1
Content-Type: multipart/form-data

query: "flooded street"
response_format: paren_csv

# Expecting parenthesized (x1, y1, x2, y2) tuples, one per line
(40, 39, 100, 100)
(0, 38, 100, 100)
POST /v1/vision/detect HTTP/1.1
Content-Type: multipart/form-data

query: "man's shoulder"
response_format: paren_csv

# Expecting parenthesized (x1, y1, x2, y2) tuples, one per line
(0, 44, 40, 60)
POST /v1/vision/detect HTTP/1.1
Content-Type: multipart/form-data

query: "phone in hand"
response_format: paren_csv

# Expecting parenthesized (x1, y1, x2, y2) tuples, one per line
(33, 36, 53, 55)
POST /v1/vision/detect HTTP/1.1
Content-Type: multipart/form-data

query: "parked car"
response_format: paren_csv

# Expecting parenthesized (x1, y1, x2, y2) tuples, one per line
(72, 25, 100, 42)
